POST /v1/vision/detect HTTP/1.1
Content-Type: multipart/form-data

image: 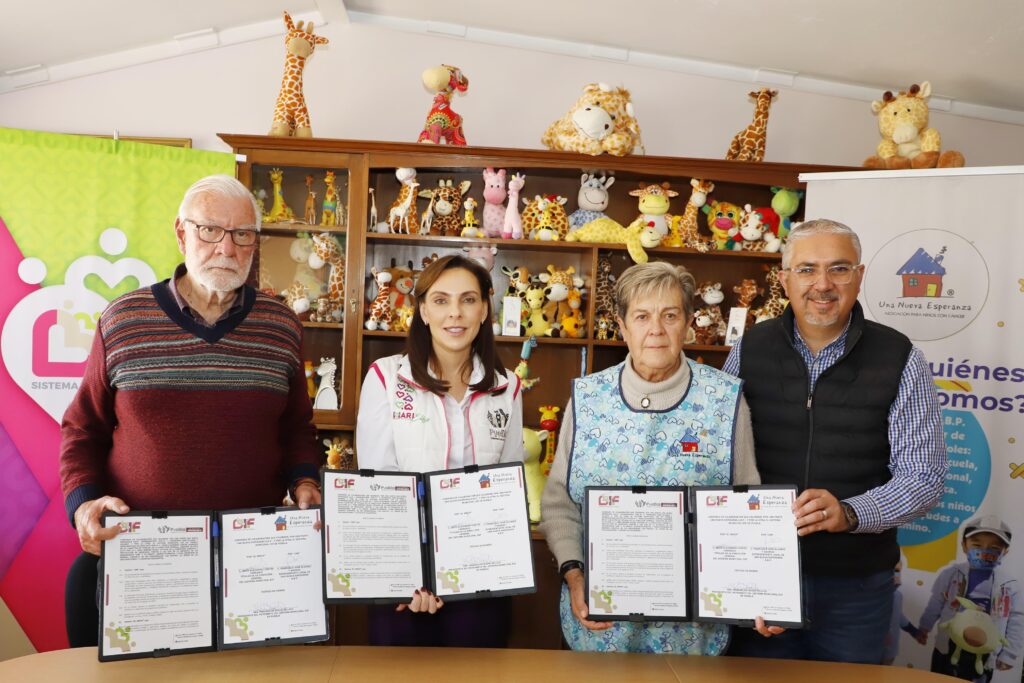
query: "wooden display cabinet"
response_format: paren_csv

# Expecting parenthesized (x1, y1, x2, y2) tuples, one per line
(222, 134, 848, 648)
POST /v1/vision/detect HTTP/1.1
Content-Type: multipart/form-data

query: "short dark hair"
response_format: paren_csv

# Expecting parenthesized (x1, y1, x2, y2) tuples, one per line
(406, 255, 504, 396)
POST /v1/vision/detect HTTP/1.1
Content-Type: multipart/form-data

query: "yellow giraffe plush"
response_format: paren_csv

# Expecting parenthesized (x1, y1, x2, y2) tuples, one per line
(863, 82, 965, 169)
(725, 88, 777, 162)
(566, 217, 662, 264)
(269, 12, 329, 138)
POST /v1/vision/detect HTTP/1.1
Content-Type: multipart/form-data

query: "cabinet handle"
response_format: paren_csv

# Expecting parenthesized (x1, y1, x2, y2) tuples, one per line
(349, 298, 358, 313)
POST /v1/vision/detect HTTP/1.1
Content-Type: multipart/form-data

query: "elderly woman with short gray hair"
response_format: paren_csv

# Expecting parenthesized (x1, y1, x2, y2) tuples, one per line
(540, 260, 760, 655)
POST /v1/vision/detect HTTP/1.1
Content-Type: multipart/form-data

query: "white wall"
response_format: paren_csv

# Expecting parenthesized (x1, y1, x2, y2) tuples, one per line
(0, 21, 1023, 166)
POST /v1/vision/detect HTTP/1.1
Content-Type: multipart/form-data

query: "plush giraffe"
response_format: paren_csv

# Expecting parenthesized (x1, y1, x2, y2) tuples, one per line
(666, 179, 714, 252)
(418, 179, 472, 236)
(864, 82, 966, 169)
(565, 217, 662, 265)
(733, 277, 764, 330)
(269, 12, 329, 138)
(503, 173, 526, 239)
(626, 182, 678, 239)
(417, 65, 469, 145)
(365, 268, 394, 331)
(310, 232, 345, 322)
(522, 195, 570, 241)
(538, 265, 584, 333)
(387, 168, 420, 234)
(593, 256, 618, 338)
(694, 281, 727, 343)
(725, 88, 778, 162)
(266, 168, 295, 223)
(751, 266, 789, 323)
(542, 83, 644, 156)
(727, 205, 781, 252)
(320, 171, 340, 227)
(304, 175, 317, 225)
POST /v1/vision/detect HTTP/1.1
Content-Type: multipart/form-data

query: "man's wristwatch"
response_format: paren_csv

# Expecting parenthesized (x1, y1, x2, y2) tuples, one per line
(559, 560, 584, 580)
(840, 502, 859, 531)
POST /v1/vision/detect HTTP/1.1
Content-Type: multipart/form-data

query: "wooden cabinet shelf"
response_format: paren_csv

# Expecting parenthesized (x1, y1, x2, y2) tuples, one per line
(302, 321, 344, 329)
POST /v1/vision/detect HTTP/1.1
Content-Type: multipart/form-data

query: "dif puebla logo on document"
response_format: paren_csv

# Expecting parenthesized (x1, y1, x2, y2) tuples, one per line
(864, 228, 988, 341)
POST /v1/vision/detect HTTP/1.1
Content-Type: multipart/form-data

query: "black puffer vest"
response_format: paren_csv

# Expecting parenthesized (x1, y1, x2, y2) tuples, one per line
(739, 301, 911, 575)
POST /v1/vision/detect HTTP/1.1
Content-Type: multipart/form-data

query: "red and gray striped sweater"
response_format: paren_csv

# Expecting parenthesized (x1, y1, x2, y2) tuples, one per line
(60, 281, 319, 523)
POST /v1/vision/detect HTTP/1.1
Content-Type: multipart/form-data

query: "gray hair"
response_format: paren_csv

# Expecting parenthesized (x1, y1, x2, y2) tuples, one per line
(614, 261, 697, 320)
(782, 219, 861, 268)
(177, 174, 261, 229)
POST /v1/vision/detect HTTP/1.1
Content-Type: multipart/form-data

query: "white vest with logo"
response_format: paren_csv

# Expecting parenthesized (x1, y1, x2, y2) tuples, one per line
(370, 354, 520, 472)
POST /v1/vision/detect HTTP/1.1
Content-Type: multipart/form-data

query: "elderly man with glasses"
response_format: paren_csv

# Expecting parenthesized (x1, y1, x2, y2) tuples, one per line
(59, 175, 321, 647)
(723, 219, 947, 664)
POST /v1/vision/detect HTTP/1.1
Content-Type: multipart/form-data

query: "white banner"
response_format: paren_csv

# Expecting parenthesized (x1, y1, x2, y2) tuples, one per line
(804, 167, 1024, 681)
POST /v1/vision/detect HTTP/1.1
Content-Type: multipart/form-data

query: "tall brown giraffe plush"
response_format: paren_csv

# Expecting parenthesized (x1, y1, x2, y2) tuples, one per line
(725, 88, 778, 162)
(270, 12, 328, 138)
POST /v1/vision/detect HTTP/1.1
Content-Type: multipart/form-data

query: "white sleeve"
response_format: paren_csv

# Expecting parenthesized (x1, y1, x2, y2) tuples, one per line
(354, 365, 400, 471)
(499, 374, 525, 464)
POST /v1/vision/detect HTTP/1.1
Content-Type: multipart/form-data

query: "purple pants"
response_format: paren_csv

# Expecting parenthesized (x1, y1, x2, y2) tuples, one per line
(368, 597, 511, 648)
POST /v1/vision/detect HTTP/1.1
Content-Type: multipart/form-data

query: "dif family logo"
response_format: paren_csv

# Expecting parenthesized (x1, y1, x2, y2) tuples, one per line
(1, 225, 156, 423)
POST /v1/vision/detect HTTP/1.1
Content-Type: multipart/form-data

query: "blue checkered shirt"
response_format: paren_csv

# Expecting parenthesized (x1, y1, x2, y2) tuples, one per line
(722, 317, 947, 534)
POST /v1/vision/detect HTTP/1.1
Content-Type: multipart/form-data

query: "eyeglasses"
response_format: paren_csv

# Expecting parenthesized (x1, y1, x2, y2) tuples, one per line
(783, 264, 859, 286)
(184, 219, 258, 246)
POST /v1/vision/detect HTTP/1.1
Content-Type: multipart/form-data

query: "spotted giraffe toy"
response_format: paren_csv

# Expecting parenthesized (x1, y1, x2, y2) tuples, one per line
(725, 88, 777, 162)
(365, 268, 393, 331)
(269, 12, 328, 138)
(666, 179, 714, 252)
(310, 233, 346, 322)
(751, 266, 789, 323)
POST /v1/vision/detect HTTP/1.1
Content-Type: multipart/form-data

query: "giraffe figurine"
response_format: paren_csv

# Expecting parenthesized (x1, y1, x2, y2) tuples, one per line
(365, 268, 394, 331)
(751, 265, 789, 323)
(266, 168, 295, 223)
(725, 88, 778, 162)
(368, 189, 378, 230)
(269, 11, 329, 138)
(321, 171, 339, 227)
(666, 178, 714, 252)
(303, 175, 317, 225)
(538, 406, 561, 476)
(733, 277, 764, 330)
(417, 65, 469, 145)
(388, 168, 420, 234)
(310, 233, 346, 322)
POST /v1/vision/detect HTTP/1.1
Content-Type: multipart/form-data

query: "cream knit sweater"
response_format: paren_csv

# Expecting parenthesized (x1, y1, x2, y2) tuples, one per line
(539, 353, 760, 567)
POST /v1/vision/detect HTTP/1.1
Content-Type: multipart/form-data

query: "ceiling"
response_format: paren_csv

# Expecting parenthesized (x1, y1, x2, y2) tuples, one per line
(3, 0, 1023, 116)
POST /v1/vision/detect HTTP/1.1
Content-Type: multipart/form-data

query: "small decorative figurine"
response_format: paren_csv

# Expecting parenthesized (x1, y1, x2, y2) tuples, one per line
(538, 406, 561, 475)
(568, 173, 614, 233)
(324, 436, 354, 470)
(392, 305, 415, 333)
(308, 296, 332, 323)
(269, 12, 329, 138)
(368, 188, 378, 230)
(280, 281, 310, 316)
(321, 171, 340, 227)
(419, 192, 437, 236)
(313, 357, 338, 409)
(502, 173, 526, 239)
(770, 186, 803, 240)
(593, 256, 619, 339)
(693, 281, 727, 343)
(386, 260, 417, 313)
(539, 264, 584, 335)
(417, 179, 471, 236)
(387, 167, 420, 234)
(481, 167, 507, 238)
(417, 64, 469, 145)
(751, 266, 789, 324)
(513, 336, 541, 391)
(304, 360, 316, 399)
(304, 175, 317, 225)
(725, 88, 777, 162)
(365, 267, 394, 331)
(729, 205, 781, 252)
(266, 168, 296, 223)
(565, 217, 661, 264)
(733, 277, 764, 330)
(523, 427, 550, 523)
(522, 286, 554, 338)
(461, 197, 484, 238)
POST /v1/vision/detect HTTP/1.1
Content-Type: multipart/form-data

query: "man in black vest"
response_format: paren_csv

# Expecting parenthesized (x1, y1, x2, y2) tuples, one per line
(723, 219, 947, 664)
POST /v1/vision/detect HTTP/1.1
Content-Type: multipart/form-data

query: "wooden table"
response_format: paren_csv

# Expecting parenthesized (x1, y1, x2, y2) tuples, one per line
(0, 645, 952, 682)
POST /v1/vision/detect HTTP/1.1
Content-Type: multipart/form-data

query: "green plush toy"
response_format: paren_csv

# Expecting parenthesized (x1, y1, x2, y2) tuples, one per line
(770, 186, 803, 240)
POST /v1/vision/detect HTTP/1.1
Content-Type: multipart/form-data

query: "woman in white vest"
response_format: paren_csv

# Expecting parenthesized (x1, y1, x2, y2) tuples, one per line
(539, 261, 763, 655)
(356, 253, 523, 647)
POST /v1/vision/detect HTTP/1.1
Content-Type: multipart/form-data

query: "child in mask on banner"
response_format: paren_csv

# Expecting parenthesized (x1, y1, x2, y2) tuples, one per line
(914, 515, 1021, 682)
